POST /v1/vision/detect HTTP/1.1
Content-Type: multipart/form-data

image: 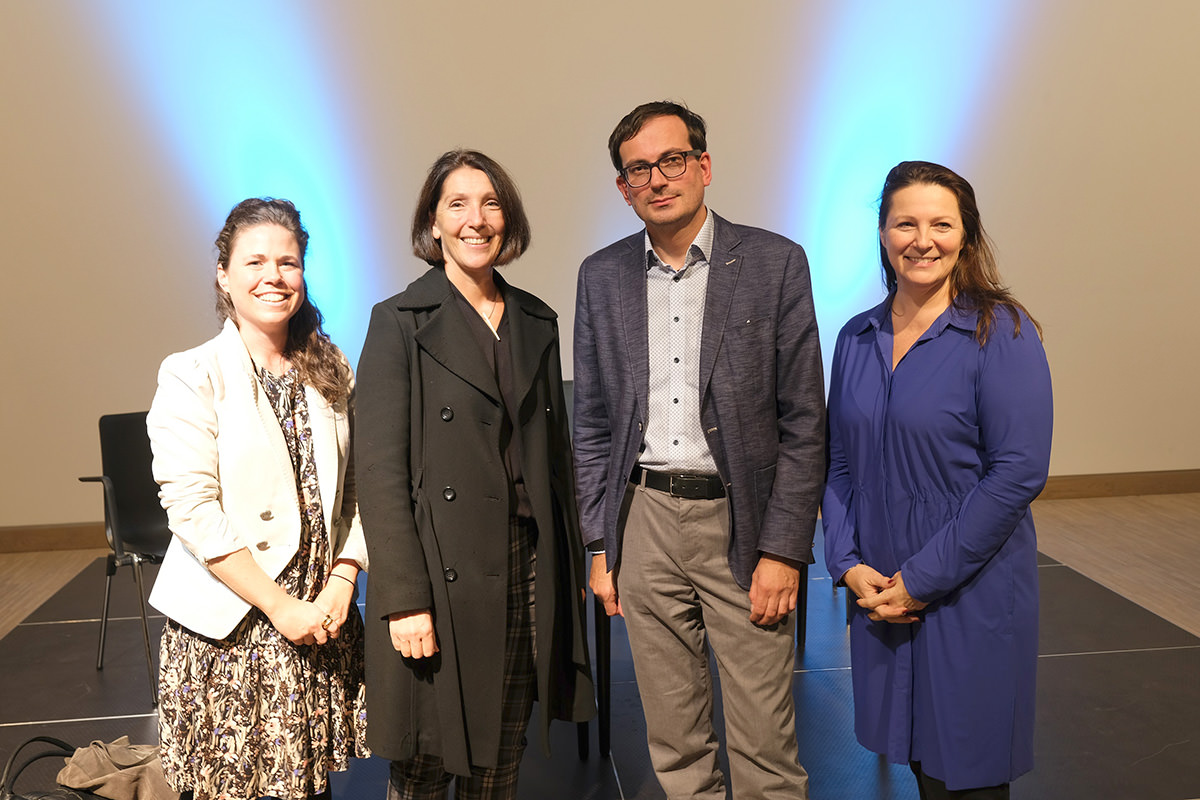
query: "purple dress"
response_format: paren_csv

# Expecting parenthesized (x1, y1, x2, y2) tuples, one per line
(822, 298, 1052, 790)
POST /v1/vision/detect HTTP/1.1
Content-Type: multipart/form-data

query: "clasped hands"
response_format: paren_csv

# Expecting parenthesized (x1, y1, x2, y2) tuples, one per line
(844, 564, 928, 623)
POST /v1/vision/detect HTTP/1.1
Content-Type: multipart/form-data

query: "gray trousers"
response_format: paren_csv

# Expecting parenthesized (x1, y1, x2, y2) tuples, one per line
(619, 482, 810, 799)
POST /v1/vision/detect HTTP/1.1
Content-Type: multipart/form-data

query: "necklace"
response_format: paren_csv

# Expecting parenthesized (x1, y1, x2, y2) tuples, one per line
(478, 294, 501, 341)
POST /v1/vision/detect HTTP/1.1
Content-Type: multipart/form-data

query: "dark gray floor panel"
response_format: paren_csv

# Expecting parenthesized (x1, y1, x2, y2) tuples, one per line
(1034, 647, 1200, 799)
(1038, 564, 1198, 654)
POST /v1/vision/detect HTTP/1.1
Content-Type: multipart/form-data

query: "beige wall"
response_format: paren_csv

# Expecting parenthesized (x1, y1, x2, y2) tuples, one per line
(3, 1, 1198, 529)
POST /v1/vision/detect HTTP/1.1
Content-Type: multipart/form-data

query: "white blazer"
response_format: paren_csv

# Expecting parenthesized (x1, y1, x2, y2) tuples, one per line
(147, 319, 367, 639)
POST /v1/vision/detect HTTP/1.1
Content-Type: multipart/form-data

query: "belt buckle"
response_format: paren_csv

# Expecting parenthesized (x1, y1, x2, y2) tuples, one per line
(669, 474, 709, 499)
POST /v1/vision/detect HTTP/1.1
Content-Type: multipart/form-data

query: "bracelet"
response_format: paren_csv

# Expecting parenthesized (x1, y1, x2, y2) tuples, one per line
(330, 573, 357, 587)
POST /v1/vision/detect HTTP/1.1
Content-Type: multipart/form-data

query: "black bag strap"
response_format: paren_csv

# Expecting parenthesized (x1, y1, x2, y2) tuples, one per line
(1, 736, 77, 798)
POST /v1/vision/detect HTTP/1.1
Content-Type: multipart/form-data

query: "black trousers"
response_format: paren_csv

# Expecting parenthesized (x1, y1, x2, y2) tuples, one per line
(910, 763, 1010, 800)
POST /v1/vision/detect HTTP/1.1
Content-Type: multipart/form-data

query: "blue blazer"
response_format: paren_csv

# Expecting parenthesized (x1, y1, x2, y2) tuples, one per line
(572, 213, 826, 588)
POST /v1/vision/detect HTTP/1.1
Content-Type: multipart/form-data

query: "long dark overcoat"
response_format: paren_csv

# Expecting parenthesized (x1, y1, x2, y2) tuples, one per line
(355, 267, 594, 776)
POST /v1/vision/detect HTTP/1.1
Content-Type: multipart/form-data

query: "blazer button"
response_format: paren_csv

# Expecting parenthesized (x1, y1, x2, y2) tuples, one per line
(256, 541, 270, 551)
(260, 510, 273, 521)
(440, 406, 454, 421)
(443, 487, 456, 502)
(444, 567, 458, 582)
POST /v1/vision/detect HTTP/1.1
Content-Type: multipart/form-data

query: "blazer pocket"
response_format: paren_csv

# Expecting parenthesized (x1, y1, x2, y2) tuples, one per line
(728, 316, 775, 395)
(752, 463, 777, 519)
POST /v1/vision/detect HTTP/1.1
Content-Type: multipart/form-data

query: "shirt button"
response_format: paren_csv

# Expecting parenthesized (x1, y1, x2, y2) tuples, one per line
(256, 541, 270, 551)
(440, 406, 454, 421)
(443, 487, 456, 502)
(259, 510, 273, 521)
(444, 568, 458, 583)
(673, 357, 680, 364)
(673, 398, 679, 404)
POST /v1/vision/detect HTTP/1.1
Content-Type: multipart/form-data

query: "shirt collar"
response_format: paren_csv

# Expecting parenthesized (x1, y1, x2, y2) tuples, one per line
(859, 295, 981, 338)
(644, 207, 714, 273)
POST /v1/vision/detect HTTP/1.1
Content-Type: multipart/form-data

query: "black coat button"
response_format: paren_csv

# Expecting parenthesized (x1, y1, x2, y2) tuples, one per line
(444, 567, 458, 582)
(440, 406, 454, 421)
(443, 487, 456, 502)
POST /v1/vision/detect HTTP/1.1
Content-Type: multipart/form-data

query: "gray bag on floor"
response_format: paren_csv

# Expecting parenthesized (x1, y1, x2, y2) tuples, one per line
(55, 737, 176, 800)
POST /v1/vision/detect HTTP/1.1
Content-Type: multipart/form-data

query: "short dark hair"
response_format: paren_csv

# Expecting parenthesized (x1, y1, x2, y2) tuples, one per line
(411, 149, 531, 268)
(608, 101, 707, 172)
(878, 161, 1040, 344)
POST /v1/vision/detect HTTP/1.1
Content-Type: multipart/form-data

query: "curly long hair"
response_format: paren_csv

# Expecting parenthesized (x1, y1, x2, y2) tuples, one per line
(878, 161, 1041, 344)
(214, 198, 350, 402)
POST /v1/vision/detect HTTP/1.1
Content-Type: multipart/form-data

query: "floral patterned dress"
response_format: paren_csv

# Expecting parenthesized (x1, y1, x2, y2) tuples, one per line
(158, 366, 369, 800)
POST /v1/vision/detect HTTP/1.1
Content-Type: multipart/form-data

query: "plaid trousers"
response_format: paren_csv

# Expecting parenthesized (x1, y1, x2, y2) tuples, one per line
(388, 517, 537, 800)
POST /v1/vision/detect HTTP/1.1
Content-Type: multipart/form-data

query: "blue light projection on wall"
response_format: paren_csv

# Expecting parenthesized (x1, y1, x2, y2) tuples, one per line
(81, 3, 372, 359)
(790, 2, 1028, 375)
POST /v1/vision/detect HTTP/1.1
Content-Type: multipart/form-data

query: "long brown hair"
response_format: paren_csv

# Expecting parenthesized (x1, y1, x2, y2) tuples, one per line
(878, 161, 1041, 344)
(214, 198, 350, 402)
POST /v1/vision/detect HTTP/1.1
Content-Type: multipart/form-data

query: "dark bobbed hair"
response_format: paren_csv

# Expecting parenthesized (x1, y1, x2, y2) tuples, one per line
(214, 197, 350, 402)
(878, 161, 1041, 344)
(608, 100, 708, 172)
(411, 149, 531, 268)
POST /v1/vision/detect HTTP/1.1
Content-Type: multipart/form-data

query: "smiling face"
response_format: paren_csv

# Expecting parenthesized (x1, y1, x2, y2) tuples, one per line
(616, 113, 711, 238)
(880, 183, 964, 300)
(431, 167, 506, 277)
(216, 222, 305, 340)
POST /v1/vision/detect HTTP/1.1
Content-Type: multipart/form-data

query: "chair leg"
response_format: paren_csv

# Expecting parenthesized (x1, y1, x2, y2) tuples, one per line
(576, 721, 590, 760)
(96, 555, 117, 671)
(576, 587, 589, 757)
(795, 562, 808, 654)
(131, 558, 158, 707)
(594, 595, 611, 759)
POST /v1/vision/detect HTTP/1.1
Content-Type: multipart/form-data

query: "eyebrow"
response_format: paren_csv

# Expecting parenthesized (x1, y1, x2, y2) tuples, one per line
(627, 147, 691, 166)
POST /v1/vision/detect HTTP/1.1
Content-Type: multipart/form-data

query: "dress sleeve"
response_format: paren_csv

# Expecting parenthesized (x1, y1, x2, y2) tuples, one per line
(901, 316, 1053, 601)
(355, 302, 432, 616)
(821, 328, 861, 583)
(146, 353, 246, 563)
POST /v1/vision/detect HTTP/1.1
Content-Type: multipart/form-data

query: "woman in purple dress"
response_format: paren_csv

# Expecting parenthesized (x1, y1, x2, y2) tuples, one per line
(822, 161, 1053, 799)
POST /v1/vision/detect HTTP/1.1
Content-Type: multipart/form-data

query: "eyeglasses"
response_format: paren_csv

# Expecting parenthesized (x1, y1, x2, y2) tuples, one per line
(619, 149, 703, 188)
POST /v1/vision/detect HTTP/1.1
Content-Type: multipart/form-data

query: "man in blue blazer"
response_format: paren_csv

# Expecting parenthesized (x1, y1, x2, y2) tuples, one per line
(573, 101, 825, 799)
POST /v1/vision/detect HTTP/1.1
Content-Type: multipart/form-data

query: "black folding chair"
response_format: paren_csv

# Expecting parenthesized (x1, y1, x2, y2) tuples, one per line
(79, 411, 171, 706)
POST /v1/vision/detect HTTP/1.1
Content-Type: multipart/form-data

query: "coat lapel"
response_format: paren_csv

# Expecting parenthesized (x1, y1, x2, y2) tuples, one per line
(502, 278, 556, 414)
(410, 273, 501, 404)
(618, 237, 651, 420)
(700, 215, 741, 397)
(216, 320, 296, 493)
(305, 385, 342, 534)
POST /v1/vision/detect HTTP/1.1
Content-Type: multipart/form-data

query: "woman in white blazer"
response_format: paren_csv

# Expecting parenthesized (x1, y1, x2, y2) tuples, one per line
(146, 198, 368, 800)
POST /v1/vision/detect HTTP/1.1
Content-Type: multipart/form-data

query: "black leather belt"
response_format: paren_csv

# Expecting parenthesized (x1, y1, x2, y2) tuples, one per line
(631, 465, 725, 499)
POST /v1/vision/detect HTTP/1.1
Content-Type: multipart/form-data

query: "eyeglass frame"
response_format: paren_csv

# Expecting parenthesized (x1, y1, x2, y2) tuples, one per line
(618, 149, 704, 188)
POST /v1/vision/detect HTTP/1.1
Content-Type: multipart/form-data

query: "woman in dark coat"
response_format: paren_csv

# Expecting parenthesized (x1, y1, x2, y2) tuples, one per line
(355, 149, 594, 799)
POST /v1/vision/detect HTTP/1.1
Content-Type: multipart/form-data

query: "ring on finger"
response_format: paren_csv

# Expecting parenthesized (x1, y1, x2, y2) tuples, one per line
(321, 615, 334, 630)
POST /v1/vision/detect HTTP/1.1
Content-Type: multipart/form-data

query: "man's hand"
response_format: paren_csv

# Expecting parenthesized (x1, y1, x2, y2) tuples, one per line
(590, 556, 623, 617)
(749, 554, 800, 626)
